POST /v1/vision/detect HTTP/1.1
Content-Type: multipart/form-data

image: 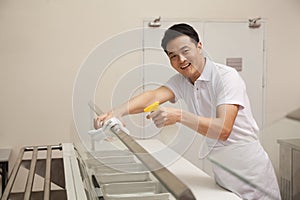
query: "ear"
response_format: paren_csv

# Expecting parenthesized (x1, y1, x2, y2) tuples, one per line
(197, 42, 202, 49)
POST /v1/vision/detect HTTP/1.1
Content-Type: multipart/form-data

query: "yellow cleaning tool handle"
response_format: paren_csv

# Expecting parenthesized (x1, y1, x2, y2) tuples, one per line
(143, 101, 159, 112)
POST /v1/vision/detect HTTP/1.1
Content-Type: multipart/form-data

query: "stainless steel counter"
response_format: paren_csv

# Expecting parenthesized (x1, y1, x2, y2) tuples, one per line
(1, 119, 242, 200)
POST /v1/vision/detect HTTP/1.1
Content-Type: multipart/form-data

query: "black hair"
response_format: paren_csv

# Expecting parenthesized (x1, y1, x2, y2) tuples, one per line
(161, 23, 200, 53)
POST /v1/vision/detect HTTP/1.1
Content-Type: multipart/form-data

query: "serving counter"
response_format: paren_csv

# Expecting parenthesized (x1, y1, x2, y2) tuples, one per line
(1, 119, 241, 200)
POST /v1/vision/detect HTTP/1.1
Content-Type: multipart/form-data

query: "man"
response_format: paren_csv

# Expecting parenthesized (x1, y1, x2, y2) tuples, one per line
(94, 23, 281, 200)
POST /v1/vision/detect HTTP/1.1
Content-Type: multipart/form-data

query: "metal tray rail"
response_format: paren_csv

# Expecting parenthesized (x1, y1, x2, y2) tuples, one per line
(1, 145, 66, 200)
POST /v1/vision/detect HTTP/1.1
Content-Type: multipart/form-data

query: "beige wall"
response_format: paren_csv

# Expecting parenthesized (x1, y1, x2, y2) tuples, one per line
(1, 0, 300, 173)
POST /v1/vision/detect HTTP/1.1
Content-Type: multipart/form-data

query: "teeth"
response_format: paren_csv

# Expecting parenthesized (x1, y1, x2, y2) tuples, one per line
(181, 63, 190, 69)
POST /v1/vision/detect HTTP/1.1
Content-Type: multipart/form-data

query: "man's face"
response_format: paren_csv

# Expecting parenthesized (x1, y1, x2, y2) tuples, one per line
(166, 35, 203, 83)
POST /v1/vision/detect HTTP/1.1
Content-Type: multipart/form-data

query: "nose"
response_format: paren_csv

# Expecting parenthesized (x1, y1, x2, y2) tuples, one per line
(178, 54, 186, 63)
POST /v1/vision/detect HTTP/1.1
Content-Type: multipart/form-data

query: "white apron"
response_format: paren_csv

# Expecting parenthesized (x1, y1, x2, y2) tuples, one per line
(209, 141, 281, 200)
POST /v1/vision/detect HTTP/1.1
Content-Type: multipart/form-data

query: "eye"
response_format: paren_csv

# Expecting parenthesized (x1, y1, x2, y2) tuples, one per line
(169, 54, 177, 60)
(182, 48, 190, 54)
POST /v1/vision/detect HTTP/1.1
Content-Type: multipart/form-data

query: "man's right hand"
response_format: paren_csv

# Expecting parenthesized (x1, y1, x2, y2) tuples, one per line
(93, 112, 113, 129)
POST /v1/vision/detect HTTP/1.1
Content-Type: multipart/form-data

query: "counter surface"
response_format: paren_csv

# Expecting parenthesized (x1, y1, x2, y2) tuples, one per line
(137, 139, 241, 200)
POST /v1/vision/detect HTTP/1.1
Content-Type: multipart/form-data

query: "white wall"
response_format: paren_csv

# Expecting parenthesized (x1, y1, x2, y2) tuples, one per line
(0, 0, 300, 177)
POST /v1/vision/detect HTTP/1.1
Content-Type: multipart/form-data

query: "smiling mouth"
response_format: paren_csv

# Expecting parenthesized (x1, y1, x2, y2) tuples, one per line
(180, 63, 191, 70)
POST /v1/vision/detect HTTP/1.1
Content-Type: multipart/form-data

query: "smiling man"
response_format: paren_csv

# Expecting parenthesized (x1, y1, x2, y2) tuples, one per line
(95, 23, 281, 200)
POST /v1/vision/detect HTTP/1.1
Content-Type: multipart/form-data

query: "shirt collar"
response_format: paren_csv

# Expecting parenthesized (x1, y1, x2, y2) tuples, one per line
(197, 57, 213, 82)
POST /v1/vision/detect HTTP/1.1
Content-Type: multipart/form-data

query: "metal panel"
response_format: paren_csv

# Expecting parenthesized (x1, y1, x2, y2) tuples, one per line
(279, 145, 292, 200)
(292, 149, 300, 199)
(62, 143, 88, 200)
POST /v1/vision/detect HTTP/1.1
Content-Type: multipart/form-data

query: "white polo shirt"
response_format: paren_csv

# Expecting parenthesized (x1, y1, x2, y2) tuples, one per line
(164, 58, 259, 148)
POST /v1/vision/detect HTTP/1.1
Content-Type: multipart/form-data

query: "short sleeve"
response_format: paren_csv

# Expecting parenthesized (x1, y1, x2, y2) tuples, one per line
(164, 74, 185, 103)
(215, 68, 247, 109)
